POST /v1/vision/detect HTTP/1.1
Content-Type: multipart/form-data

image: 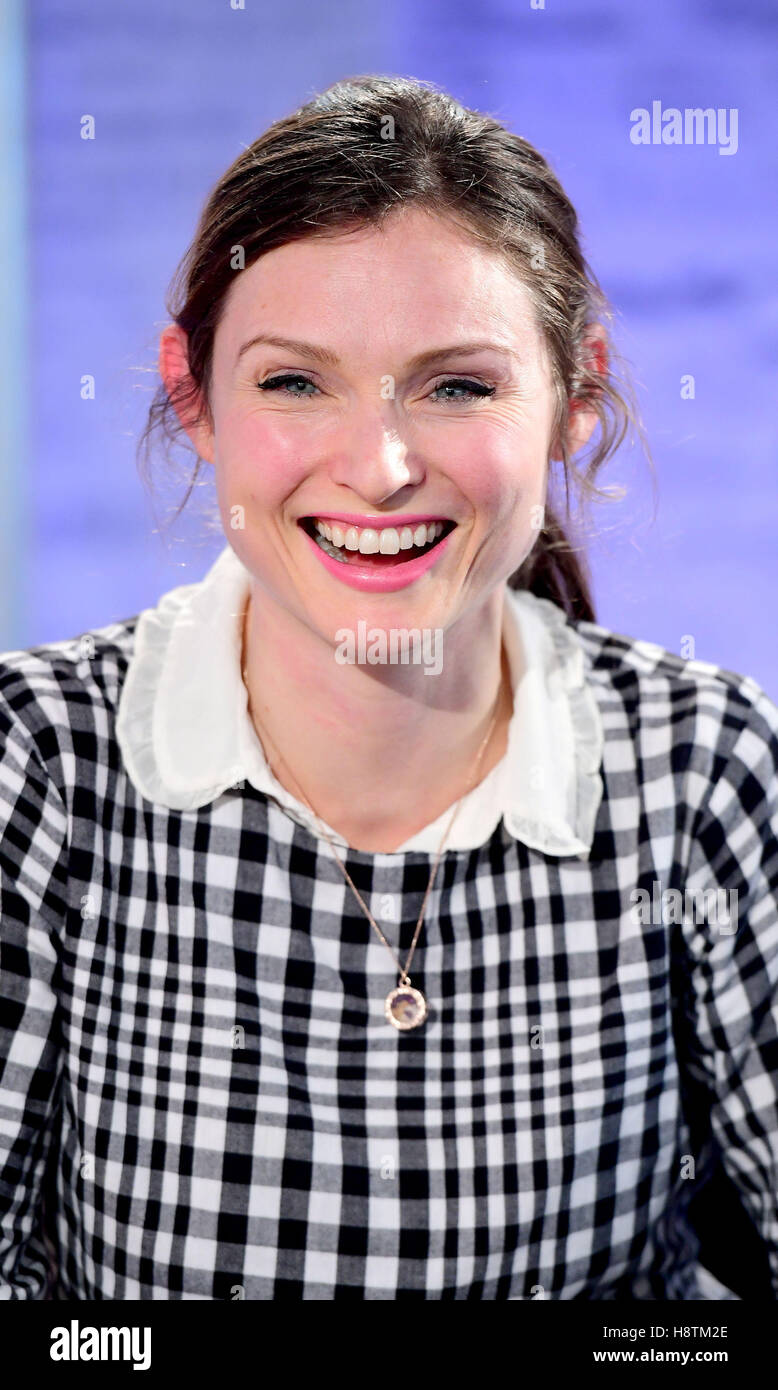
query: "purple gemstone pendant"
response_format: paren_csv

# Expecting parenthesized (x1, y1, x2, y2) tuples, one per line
(384, 984, 428, 1031)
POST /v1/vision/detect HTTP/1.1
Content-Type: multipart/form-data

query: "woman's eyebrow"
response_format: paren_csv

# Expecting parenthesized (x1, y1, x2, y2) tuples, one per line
(235, 333, 518, 370)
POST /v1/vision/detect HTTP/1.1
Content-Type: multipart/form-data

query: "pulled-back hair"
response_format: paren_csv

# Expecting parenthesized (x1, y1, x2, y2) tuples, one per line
(139, 74, 649, 622)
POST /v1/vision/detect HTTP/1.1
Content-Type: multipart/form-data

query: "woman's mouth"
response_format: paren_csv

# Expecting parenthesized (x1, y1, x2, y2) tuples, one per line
(299, 515, 456, 567)
(297, 514, 458, 593)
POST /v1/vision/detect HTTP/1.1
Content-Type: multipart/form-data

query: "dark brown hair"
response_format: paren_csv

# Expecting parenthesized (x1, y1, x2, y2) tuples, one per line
(139, 74, 649, 622)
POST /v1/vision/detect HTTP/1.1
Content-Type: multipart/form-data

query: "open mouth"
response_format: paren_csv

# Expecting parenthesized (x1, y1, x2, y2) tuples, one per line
(299, 516, 457, 567)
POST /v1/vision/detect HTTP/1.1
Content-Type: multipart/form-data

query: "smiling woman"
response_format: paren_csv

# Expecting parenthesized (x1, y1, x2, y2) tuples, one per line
(1, 74, 777, 1302)
(151, 196, 613, 850)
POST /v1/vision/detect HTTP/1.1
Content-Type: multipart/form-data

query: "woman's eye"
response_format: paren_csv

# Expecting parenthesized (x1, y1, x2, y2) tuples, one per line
(431, 377, 496, 403)
(258, 374, 318, 397)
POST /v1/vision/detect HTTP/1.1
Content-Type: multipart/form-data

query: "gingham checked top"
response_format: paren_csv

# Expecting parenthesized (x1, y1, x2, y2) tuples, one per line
(1, 542, 777, 1300)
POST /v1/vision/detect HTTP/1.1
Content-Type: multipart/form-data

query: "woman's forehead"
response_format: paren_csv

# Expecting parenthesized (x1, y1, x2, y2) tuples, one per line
(216, 219, 540, 364)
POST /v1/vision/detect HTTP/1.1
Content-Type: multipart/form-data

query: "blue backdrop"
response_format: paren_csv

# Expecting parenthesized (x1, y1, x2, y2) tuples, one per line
(3, 0, 776, 692)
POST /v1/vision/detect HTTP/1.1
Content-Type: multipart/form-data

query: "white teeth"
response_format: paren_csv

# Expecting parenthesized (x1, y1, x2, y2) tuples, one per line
(314, 533, 350, 562)
(358, 528, 380, 555)
(313, 519, 446, 554)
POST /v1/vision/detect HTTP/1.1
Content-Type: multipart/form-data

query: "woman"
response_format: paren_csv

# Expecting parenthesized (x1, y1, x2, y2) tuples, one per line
(1, 75, 776, 1301)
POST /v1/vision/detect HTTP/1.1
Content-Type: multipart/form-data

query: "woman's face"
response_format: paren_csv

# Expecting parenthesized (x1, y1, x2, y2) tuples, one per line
(165, 207, 592, 643)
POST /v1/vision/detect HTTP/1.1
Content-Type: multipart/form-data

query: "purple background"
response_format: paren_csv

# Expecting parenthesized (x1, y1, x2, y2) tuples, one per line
(14, 0, 778, 692)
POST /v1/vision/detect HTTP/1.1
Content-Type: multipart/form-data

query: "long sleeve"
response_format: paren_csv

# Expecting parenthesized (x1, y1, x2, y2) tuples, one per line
(0, 694, 69, 1299)
(674, 681, 778, 1296)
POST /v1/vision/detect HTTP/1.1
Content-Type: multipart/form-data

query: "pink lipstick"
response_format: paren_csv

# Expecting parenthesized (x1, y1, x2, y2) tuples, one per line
(298, 515, 456, 593)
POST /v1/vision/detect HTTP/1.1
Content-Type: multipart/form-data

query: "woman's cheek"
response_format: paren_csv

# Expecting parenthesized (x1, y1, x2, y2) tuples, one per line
(452, 427, 540, 513)
(462, 439, 547, 579)
(218, 417, 313, 505)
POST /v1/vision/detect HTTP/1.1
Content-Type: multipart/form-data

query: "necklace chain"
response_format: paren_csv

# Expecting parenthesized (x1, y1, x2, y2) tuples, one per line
(241, 661, 503, 987)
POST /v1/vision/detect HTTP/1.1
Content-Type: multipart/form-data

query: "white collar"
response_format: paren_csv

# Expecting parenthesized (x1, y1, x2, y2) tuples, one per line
(116, 544, 603, 858)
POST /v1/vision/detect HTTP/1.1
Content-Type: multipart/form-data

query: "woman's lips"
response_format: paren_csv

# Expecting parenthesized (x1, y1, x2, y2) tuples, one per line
(297, 516, 456, 593)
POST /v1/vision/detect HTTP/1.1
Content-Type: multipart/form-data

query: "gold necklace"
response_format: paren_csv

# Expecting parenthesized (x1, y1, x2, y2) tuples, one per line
(241, 662, 503, 1031)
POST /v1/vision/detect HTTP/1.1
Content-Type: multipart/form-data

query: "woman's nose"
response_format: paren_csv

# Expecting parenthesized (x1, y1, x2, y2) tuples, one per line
(327, 412, 424, 504)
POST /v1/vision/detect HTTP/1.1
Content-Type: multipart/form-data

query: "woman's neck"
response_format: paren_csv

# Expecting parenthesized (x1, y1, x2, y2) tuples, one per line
(240, 588, 517, 853)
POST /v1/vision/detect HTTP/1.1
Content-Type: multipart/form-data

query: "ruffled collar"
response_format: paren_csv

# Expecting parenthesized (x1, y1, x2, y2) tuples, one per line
(116, 544, 604, 857)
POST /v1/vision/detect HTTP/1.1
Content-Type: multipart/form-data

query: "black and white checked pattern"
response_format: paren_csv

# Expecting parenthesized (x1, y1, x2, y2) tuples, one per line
(1, 585, 777, 1299)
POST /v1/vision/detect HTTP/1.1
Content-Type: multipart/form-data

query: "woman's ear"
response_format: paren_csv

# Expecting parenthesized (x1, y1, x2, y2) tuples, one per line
(551, 322, 609, 460)
(158, 323, 215, 464)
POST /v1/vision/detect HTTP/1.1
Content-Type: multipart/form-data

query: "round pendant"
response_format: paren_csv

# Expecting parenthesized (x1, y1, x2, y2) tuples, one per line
(384, 984, 428, 1031)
